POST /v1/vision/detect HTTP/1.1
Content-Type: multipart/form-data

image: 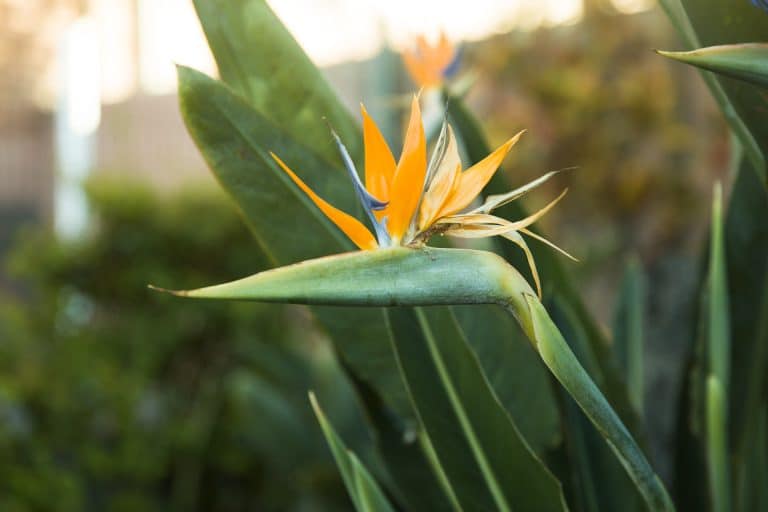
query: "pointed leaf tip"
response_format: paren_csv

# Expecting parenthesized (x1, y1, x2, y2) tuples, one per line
(657, 44, 768, 88)
(147, 284, 188, 297)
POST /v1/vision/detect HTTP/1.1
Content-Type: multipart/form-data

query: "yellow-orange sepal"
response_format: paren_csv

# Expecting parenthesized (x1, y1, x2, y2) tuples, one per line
(361, 104, 396, 212)
(387, 96, 426, 242)
(271, 153, 378, 250)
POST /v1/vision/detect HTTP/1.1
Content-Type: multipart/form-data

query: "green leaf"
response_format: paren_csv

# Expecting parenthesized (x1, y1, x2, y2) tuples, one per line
(192, 0, 362, 166)
(724, 161, 768, 510)
(657, 44, 768, 89)
(675, 151, 768, 512)
(388, 306, 568, 512)
(736, 403, 768, 512)
(725, 160, 768, 450)
(659, 0, 768, 183)
(344, 370, 455, 511)
(453, 304, 561, 452)
(310, 392, 396, 512)
(707, 184, 730, 393)
(706, 376, 730, 512)
(705, 184, 732, 512)
(613, 258, 646, 415)
(525, 296, 675, 512)
(350, 455, 398, 512)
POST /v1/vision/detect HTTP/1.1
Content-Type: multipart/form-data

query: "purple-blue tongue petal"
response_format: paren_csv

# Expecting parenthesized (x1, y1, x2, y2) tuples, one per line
(330, 128, 391, 246)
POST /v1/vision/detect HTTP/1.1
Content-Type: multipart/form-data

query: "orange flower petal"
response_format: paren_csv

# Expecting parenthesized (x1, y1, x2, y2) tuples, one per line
(361, 104, 396, 204)
(436, 130, 525, 218)
(270, 153, 378, 250)
(403, 50, 439, 88)
(419, 162, 460, 230)
(387, 96, 426, 242)
(416, 35, 430, 59)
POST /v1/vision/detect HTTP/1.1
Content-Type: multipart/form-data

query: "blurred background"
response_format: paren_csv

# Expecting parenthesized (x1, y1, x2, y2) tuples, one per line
(1, 0, 728, 510)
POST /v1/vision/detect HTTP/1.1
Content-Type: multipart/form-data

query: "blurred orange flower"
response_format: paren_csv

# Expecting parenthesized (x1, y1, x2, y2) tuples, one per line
(402, 33, 459, 88)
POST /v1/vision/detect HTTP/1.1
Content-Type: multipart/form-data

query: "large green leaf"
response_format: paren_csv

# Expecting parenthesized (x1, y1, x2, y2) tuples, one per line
(388, 306, 568, 512)
(452, 304, 561, 451)
(659, 0, 768, 183)
(725, 160, 768, 446)
(736, 403, 767, 512)
(723, 160, 768, 511)
(192, 0, 362, 166)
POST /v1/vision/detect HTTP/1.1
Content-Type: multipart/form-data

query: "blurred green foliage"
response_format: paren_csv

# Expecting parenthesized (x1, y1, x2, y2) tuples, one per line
(0, 179, 360, 512)
(465, 9, 727, 272)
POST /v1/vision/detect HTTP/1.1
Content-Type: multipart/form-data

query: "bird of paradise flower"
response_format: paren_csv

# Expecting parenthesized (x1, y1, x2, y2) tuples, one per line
(270, 97, 574, 297)
(402, 33, 461, 89)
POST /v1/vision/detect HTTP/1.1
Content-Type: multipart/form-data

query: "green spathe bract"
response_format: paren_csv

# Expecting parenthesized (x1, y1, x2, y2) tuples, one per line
(161, 247, 530, 307)
(156, 246, 674, 511)
(159, 247, 536, 346)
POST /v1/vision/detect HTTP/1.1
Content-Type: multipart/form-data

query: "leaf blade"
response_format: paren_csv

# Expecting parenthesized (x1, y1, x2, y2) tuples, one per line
(613, 258, 646, 415)
(192, 0, 362, 165)
(388, 306, 568, 512)
(310, 392, 396, 512)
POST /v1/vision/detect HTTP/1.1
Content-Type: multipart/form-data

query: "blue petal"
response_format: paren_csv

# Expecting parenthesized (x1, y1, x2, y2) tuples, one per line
(329, 128, 391, 246)
(442, 46, 463, 79)
(330, 129, 388, 211)
(753, 0, 768, 12)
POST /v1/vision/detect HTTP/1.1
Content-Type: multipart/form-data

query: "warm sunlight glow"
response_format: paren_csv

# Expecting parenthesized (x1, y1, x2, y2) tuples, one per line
(611, 0, 654, 14)
(137, 0, 215, 95)
(269, 0, 585, 66)
(61, 18, 101, 136)
(94, 0, 136, 104)
(51, 0, 593, 105)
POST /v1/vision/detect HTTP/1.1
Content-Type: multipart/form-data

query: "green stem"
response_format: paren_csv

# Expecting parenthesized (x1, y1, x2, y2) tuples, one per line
(502, 293, 675, 512)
